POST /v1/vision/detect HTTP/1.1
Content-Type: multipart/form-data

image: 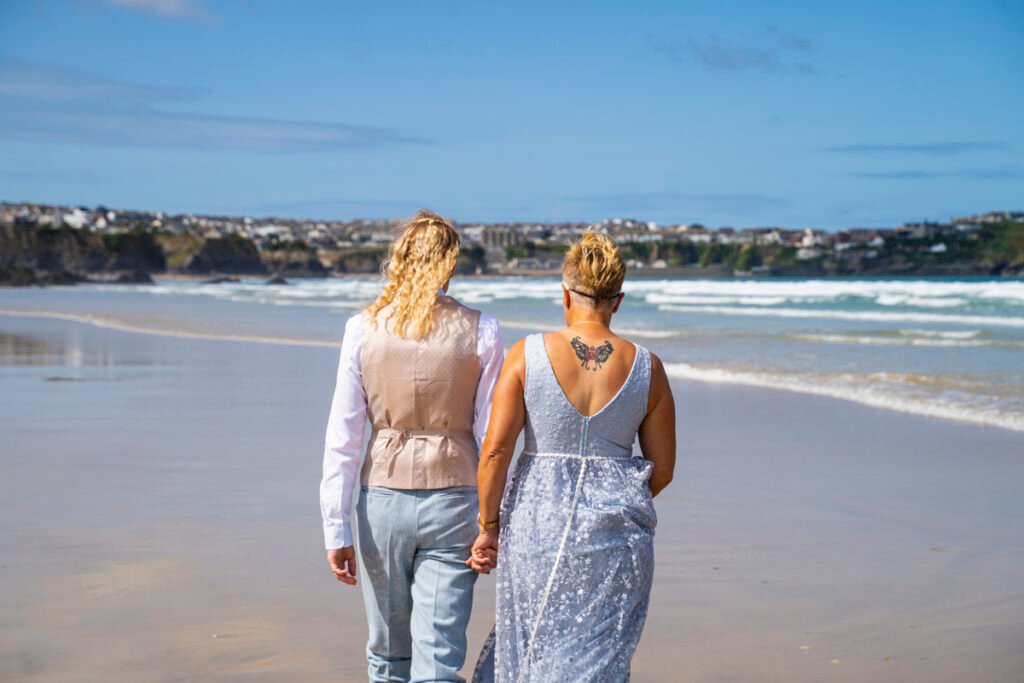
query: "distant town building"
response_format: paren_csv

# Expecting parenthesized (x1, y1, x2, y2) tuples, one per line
(2, 199, 1021, 273)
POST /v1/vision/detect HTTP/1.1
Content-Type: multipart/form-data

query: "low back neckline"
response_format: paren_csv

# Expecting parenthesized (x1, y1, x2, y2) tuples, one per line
(538, 332, 640, 419)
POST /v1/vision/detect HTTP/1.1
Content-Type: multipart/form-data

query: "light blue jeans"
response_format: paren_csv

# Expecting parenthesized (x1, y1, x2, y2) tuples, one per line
(357, 485, 479, 682)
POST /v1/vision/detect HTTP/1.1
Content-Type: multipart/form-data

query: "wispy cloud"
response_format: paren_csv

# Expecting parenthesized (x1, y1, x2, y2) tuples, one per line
(650, 26, 816, 74)
(855, 170, 938, 180)
(97, 0, 217, 23)
(0, 58, 202, 103)
(0, 102, 429, 152)
(829, 141, 1009, 155)
(765, 25, 813, 52)
(0, 59, 428, 152)
(854, 167, 1023, 180)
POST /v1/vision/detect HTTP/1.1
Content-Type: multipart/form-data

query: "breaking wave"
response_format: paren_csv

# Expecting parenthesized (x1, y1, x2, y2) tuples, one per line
(664, 362, 1024, 433)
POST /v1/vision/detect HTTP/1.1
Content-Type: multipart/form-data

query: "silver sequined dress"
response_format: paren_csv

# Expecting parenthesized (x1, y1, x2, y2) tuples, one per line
(474, 333, 657, 683)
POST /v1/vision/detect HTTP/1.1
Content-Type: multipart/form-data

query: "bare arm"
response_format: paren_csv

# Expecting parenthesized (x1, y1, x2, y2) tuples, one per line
(468, 339, 527, 573)
(477, 339, 527, 524)
(638, 352, 676, 497)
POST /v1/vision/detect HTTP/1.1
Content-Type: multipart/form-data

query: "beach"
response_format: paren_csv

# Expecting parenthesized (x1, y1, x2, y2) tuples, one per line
(1, 281, 1023, 682)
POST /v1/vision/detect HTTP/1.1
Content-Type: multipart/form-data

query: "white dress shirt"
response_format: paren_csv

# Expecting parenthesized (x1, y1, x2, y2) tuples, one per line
(320, 303, 504, 549)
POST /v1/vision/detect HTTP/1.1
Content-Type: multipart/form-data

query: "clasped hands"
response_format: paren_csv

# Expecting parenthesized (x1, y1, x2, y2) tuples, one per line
(329, 530, 498, 582)
(467, 529, 499, 574)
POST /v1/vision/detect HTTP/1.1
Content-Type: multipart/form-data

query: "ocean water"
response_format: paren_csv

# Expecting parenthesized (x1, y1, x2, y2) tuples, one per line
(1, 276, 1023, 433)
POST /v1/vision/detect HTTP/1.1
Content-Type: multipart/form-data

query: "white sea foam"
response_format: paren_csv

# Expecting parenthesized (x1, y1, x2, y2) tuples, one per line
(498, 319, 685, 339)
(789, 327, 1017, 347)
(75, 276, 1024, 345)
(789, 333, 998, 348)
(611, 327, 685, 339)
(622, 278, 1024, 302)
(897, 328, 981, 339)
(664, 361, 1024, 433)
(622, 279, 1024, 310)
(657, 304, 1024, 328)
(121, 277, 1024, 311)
(875, 295, 966, 308)
(642, 294, 792, 306)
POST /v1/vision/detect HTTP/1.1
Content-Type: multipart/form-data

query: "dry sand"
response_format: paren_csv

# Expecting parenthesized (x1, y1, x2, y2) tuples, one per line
(1, 315, 1022, 682)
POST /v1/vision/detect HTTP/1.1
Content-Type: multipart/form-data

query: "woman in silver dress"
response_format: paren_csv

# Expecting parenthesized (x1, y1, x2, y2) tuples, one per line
(469, 230, 677, 682)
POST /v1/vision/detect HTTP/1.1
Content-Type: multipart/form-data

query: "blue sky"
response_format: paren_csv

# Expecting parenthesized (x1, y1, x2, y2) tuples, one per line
(1, 0, 1021, 229)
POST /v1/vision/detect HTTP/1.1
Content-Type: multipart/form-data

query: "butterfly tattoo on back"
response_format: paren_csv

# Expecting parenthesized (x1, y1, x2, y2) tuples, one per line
(570, 336, 615, 371)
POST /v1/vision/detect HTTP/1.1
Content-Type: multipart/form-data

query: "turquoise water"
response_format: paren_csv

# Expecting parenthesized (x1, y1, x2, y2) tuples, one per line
(2, 276, 1023, 432)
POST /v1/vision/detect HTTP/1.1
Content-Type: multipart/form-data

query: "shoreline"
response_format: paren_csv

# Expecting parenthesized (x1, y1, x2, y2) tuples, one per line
(0, 308, 339, 348)
(1, 307, 1021, 435)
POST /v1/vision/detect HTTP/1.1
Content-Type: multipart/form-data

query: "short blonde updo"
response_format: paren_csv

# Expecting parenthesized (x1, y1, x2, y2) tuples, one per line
(366, 209, 461, 339)
(562, 229, 626, 301)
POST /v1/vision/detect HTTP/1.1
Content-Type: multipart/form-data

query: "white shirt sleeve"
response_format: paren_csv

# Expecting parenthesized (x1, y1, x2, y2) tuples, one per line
(319, 313, 366, 549)
(473, 312, 505, 448)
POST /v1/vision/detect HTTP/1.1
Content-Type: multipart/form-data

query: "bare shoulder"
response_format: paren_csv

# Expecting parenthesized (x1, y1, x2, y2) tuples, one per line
(507, 337, 526, 355)
(648, 349, 666, 375)
(645, 349, 674, 410)
(648, 350, 671, 386)
(503, 338, 528, 371)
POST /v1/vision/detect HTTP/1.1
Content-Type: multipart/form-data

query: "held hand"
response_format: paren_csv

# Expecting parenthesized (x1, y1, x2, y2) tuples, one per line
(470, 545, 498, 573)
(327, 546, 357, 586)
(466, 530, 499, 574)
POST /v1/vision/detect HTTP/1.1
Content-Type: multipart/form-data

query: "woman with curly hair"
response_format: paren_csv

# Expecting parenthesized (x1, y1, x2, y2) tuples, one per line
(469, 230, 676, 682)
(320, 209, 504, 682)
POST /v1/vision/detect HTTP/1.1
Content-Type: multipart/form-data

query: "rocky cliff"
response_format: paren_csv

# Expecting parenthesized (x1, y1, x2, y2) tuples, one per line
(259, 243, 327, 276)
(157, 235, 265, 275)
(1, 224, 115, 272)
(0, 225, 266, 285)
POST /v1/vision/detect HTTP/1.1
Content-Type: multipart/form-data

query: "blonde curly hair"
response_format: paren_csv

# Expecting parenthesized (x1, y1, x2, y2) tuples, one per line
(562, 229, 626, 301)
(365, 209, 461, 339)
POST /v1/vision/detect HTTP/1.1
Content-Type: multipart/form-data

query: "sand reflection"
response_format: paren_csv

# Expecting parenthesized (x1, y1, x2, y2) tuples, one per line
(0, 332, 77, 366)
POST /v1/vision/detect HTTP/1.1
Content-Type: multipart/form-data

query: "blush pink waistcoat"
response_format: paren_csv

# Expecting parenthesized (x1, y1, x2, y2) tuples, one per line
(359, 295, 482, 489)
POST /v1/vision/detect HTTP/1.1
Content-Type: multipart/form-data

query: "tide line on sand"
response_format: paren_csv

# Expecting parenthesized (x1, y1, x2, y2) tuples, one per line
(0, 309, 339, 349)
(5, 307, 1023, 435)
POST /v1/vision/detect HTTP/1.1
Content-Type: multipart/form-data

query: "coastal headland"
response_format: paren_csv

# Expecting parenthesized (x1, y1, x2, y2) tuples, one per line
(2, 202, 1022, 286)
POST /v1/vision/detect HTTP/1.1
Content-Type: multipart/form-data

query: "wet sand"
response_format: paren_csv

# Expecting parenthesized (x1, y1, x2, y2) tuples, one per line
(1, 314, 1022, 682)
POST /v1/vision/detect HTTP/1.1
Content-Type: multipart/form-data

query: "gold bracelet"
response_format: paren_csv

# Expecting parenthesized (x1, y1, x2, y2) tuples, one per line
(478, 514, 499, 530)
